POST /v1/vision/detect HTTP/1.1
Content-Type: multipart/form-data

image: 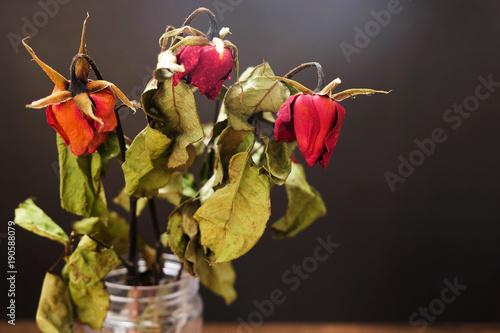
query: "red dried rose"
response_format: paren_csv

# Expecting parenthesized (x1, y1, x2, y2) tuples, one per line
(274, 94, 346, 169)
(172, 38, 234, 100)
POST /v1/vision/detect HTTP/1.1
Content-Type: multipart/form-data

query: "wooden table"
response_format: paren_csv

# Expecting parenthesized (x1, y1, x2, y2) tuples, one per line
(4, 321, 500, 332)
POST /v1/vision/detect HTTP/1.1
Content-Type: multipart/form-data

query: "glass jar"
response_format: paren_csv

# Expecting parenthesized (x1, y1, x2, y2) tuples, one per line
(82, 254, 203, 333)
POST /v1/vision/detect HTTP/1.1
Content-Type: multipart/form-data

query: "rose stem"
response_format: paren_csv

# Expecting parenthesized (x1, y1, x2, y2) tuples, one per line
(70, 53, 139, 284)
(176, 262, 184, 281)
(149, 198, 164, 284)
(127, 197, 139, 285)
(283, 62, 325, 93)
(182, 7, 219, 40)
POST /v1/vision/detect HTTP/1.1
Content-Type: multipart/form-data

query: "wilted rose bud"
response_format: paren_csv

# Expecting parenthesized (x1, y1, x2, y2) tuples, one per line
(23, 16, 135, 156)
(173, 37, 234, 100)
(274, 94, 346, 169)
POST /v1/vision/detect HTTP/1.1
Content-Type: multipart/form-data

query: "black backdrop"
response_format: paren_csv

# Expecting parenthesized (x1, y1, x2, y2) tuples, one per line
(1, 0, 499, 326)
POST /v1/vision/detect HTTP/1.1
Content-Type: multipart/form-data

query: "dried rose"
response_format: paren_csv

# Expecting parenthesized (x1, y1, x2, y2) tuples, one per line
(275, 94, 346, 169)
(23, 17, 134, 156)
(172, 38, 234, 100)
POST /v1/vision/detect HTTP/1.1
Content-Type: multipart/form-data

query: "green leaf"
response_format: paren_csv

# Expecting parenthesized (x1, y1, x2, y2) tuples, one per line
(259, 137, 292, 186)
(195, 248, 237, 305)
(271, 163, 327, 238)
(14, 198, 69, 245)
(225, 62, 289, 131)
(195, 152, 271, 263)
(122, 126, 172, 198)
(57, 135, 108, 217)
(145, 78, 204, 169)
(67, 235, 121, 329)
(36, 272, 73, 333)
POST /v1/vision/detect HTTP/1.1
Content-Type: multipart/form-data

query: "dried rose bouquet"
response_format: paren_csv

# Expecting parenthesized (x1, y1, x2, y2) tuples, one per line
(14, 8, 389, 332)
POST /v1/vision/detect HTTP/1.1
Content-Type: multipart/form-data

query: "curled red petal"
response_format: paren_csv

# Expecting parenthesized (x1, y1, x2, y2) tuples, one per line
(89, 88, 117, 132)
(46, 105, 70, 145)
(174, 45, 233, 99)
(293, 95, 321, 164)
(274, 95, 299, 142)
(188, 46, 233, 99)
(51, 100, 94, 156)
(173, 45, 202, 87)
(293, 95, 339, 167)
(86, 131, 109, 154)
(319, 101, 346, 169)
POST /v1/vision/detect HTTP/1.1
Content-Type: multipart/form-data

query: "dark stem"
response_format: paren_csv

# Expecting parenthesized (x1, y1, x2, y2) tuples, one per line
(69, 53, 103, 81)
(176, 262, 184, 281)
(182, 7, 219, 40)
(127, 196, 139, 285)
(283, 62, 325, 93)
(149, 199, 164, 284)
(114, 105, 128, 162)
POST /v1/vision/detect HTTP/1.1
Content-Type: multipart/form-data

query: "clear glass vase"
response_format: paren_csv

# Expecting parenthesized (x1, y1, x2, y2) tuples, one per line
(82, 254, 203, 333)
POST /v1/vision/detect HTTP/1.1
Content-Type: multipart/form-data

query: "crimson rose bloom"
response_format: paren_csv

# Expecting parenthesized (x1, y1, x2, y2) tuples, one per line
(274, 94, 346, 169)
(173, 39, 234, 100)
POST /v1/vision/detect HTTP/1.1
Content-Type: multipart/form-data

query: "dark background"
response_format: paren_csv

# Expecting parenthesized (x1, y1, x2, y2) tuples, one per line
(1, 0, 499, 327)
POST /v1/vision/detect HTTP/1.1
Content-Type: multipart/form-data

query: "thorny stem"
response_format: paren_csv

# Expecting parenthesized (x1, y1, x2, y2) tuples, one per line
(182, 7, 219, 41)
(283, 62, 325, 93)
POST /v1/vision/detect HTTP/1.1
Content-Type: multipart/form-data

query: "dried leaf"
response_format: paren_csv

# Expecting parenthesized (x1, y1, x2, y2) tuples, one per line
(195, 152, 271, 263)
(271, 163, 326, 238)
(57, 135, 108, 218)
(225, 63, 289, 131)
(36, 273, 73, 333)
(67, 235, 121, 329)
(14, 198, 69, 245)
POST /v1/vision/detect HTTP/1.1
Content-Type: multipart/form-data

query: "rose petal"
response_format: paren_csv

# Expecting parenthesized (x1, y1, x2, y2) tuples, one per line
(46, 105, 70, 145)
(173, 46, 202, 87)
(319, 101, 346, 169)
(274, 95, 298, 142)
(86, 131, 109, 154)
(188, 46, 233, 99)
(90, 88, 117, 132)
(51, 100, 94, 156)
(294, 95, 337, 167)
